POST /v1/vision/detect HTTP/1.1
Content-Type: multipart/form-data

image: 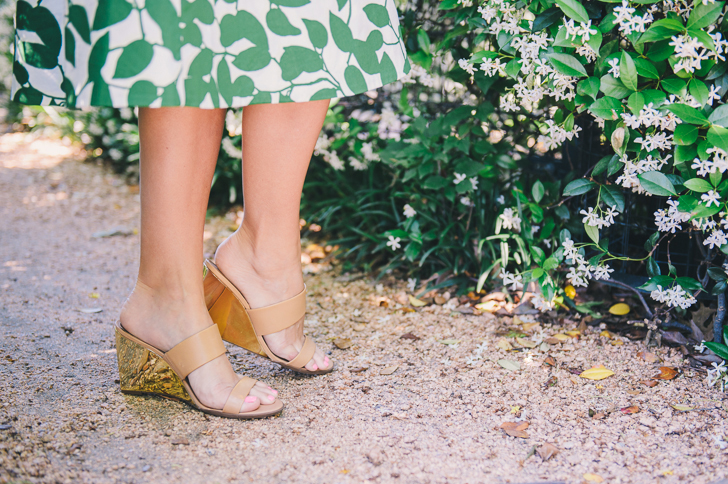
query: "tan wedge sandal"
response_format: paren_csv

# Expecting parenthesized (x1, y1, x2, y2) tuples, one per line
(115, 321, 284, 419)
(203, 259, 334, 375)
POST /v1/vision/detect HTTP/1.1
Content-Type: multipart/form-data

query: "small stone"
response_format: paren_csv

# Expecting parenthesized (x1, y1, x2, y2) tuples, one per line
(0, 424, 12, 430)
(142, 465, 151, 472)
(171, 437, 189, 445)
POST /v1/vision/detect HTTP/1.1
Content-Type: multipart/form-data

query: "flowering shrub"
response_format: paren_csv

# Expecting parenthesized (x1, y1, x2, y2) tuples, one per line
(420, 0, 728, 325)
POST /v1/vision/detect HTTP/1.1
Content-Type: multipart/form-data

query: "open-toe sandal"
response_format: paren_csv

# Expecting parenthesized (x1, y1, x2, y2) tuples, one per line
(203, 259, 334, 375)
(115, 321, 284, 418)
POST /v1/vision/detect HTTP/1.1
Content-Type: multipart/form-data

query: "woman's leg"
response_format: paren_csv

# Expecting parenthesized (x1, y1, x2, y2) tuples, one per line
(215, 99, 331, 372)
(120, 107, 277, 412)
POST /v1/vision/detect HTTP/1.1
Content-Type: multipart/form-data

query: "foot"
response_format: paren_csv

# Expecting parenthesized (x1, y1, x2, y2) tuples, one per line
(214, 228, 332, 372)
(119, 281, 279, 413)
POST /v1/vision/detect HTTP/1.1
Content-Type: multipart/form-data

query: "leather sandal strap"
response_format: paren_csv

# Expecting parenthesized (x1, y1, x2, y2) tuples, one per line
(165, 325, 227, 379)
(286, 335, 317, 369)
(248, 286, 306, 336)
(222, 377, 257, 414)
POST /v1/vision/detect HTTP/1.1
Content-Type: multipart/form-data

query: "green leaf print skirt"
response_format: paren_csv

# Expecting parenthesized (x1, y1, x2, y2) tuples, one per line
(11, 0, 411, 108)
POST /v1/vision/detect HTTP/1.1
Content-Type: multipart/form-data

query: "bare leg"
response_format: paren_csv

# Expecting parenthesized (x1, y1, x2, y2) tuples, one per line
(120, 107, 278, 412)
(215, 99, 331, 372)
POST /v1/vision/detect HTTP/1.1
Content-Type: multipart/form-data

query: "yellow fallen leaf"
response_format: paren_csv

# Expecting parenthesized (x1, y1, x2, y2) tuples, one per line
(609, 303, 630, 315)
(516, 337, 537, 348)
(512, 316, 523, 325)
(474, 300, 500, 312)
(662, 470, 673, 476)
(583, 473, 604, 483)
(579, 365, 615, 380)
(497, 338, 513, 351)
(565, 330, 581, 337)
(408, 295, 427, 307)
(521, 322, 541, 332)
(600, 330, 612, 338)
(334, 338, 353, 349)
(89, 292, 100, 299)
(551, 333, 570, 342)
(610, 340, 624, 346)
(671, 404, 693, 411)
(510, 405, 520, 414)
(564, 284, 576, 299)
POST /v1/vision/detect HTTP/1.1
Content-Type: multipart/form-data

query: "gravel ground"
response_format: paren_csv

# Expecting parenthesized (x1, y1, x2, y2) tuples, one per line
(1, 132, 728, 484)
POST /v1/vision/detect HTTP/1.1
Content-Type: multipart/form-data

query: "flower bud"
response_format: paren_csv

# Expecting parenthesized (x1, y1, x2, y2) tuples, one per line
(611, 127, 625, 151)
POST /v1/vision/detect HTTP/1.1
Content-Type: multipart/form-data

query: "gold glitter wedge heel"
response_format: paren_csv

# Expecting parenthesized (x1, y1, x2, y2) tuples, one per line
(114, 321, 283, 419)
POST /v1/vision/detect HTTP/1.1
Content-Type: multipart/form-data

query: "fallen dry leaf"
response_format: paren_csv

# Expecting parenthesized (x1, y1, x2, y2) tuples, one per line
(78, 307, 103, 314)
(569, 376, 580, 385)
(400, 332, 420, 341)
(474, 300, 500, 312)
(500, 421, 529, 431)
(620, 405, 639, 414)
(544, 356, 557, 367)
(579, 365, 615, 381)
(565, 330, 581, 337)
(170, 437, 189, 445)
(408, 295, 427, 307)
(671, 404, 694, 411)
(521, 322, 541, 332)
(537, 443, 559, 461)
(380, 365, 399, 375)
(88, 292, 100, 299)
(515, 337, 537, 348)
(583, 473, 604, 483)
(334, 338, 353, 349)
(400, 307, 416, 313)
(564, 284, 576, 299)
(609, 303, 630, 315)
(637, 351, 661, 363)
(652, 367, 678, 380)
(544, 376, 557, 388)
(349, 367, 368, 373)
(640, 380, 658, 387)
(545, 337, 562, 345)
(551, 333, 570, 342)
(627, 390, 641, 395)
(497, 338, 513, 351)
(610, 340, 624, 346)
(599, 330, 612, 338)
(592, 412, 606, 419)
(504, 429, 529, 439)
(497, 359, 521, 371)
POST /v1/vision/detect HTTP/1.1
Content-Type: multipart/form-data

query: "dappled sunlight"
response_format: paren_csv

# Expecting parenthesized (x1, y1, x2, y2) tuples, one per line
(0, 132, 76, 170)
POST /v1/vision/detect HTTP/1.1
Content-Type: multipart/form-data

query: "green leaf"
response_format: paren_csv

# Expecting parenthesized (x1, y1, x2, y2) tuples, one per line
(344, 65, 367, 94)
(661, 77, 687, 94)
(329, 12, 355, 52)
(633, 58, 659, 79)
(620, 51, 638, 91)
(220, 11, 268, 49)
(556, 0, 589, 23)
(709, 125, 728, 152)
(505, 59, 521, 79)
(687, 0, 725, 30)
(705, 342, 728, 360)
(279, 46, 323, 81)
(601, 184, 625, 212)
(303, 19, 328, 49)
(709, 104, 728, 127)
(532, 180, 545, 203)
(577, 77, 600, 99)
(684, 178, 713, 192)
(266, 8, 301, 36)
(92, 0, 132, 30)
(113, 40, 153, 79)
(423, 176, 448, 189)
(546, 53, 587, 78)
(638, 171, 677, 196)
(592, 155, 613, 177)
(563, 178, 596, 196)
(673, 124, 699, 146)
(628, 91, 645, 113)
(638, 19, 685, 43)
(68, 5, 91, 43)
(666, 104, 709, 125)
(588, 96, 622, 120)
(584, 222, 599, 243)
(638, 275, 674, 291)
(232, 46, 272, 71)
(127, 80, 158, 106)
(647, 256, 661, 277)
(600, 74, 633, 99)
(689, 79, 710, 107)
(676, 276, 703, 291)
(363, 4, 390, 27)
(532, 7, 563, 32)
(64, 27, 75, 66)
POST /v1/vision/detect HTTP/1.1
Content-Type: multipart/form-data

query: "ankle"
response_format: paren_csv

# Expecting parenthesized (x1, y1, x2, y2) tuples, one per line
(217, 226, 301, 277)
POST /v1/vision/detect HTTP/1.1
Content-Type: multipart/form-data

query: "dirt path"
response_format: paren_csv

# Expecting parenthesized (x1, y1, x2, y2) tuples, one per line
(1, 132, 727, 484)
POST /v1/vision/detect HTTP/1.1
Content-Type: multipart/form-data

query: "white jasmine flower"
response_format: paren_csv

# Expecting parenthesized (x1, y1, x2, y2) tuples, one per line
(386, 235, 401, 251)
(608, 58, 620, 77)
(500, 207, 522, 231)
(702, 190, 721, 207)
(403, 204, 416, 218)
(407, 278, 417, 292)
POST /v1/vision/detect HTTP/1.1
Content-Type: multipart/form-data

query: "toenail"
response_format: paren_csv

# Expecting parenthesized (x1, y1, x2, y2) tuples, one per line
(245, 396, 256, 403)
(312, 364, 318, 371)
(271, 389, 278, 394)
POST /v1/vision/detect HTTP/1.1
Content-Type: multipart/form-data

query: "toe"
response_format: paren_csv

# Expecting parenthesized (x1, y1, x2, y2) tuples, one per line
(239, 395, 260, 413)
(250, 383, 277, 404)
(304, 359, 319, 372)
(312, 347, 331, 370)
